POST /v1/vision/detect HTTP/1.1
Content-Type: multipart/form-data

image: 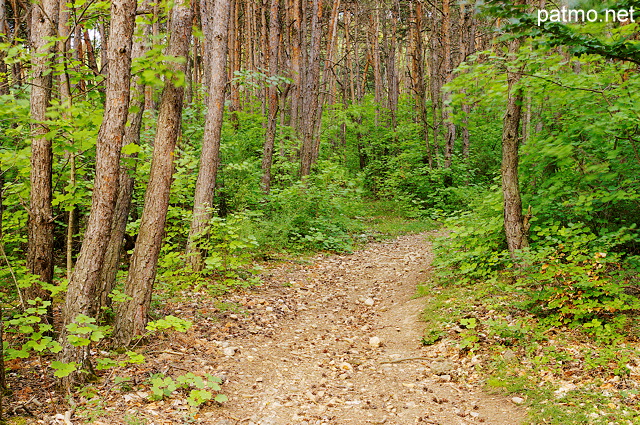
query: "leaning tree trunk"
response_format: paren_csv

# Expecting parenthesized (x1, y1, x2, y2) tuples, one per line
(502, 36, 529, 258)
(58, 0, 137, 391)
(113, 3, 193, 346)
(96, 16, 151, 315)
(185, 0, 231, 271)
(27, 0, 59, 325)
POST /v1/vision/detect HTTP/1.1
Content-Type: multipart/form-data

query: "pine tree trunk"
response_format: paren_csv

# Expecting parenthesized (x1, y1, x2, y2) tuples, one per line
(0, 0, 7, 94)
(299, 0, 322, 176)
(261, 0, 280, 193)
(58, 0, 137, 390)
(96, 17, 151, 315)
(228, 0, 240, 129)
(322, 0, 340, 106)
(369, 9, 382, 123)
(344, 8, 355, 104)
(442, 0, 456, 168)
(289, 0, 302, 134)
(113, 3, 193, 346)
(26, 0, 58, 320)
(387, 0, 399, 130)
(58, 0, 76, 281)
(460, 3, 475, 160)
(410, 0, 432, 168)
(428, 9, 442, 168)
(186, 0, 231, 271)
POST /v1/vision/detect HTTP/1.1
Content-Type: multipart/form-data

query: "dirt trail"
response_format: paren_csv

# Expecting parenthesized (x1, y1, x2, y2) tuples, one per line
(68, 232, 524, 425)
(193, 233, 525, 425)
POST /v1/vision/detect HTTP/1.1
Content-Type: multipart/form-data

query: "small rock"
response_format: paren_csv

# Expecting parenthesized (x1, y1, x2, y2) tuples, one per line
(503, 349, 517, 362)
(430, 360, 454, 375)
(369, 336, 382, 348)
(554, 382, 577, 398)
(338, 362, 353, 371)
(265, 306, 274, 312)
(223, 347, 236, 357)
(364, 298, 375, 306)
(437, 374, 452, 382)
(511, 396, 525, 405)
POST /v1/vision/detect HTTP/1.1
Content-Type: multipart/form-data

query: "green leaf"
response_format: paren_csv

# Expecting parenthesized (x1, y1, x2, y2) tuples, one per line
(50, 361, 78, 378)
(122, 143, 141, 155)
(214, 394, 228, 403)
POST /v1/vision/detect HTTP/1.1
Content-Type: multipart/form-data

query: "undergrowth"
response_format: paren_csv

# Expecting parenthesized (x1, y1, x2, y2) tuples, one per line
(426, 188, 640, 424)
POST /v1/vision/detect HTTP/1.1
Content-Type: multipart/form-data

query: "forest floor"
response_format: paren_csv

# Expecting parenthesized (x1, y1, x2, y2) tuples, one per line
(18, 232, 526, 425)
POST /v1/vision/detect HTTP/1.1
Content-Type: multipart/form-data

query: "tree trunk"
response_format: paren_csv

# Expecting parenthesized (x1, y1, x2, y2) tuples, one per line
(26, 0, 58, 320)
(186, 0, 231, 271)
(289, 0, 302, 134)
(96, 15, 151, 316)
(299, 0, 322, 176)
(58, 0, 137, 390)
(442, 0, 456, 168)
(428, 9, 442, 168)
(502, 37, 529, 258)
(369, 9, 382, 123)
(410, 0, 432, 168)
(321, 0, 340, 106)
(344, 7, 355, 104)
(113, 3, 193, 346)
(0, 0, 7, 94)
(228, 0, 240, 129)
(58, 0, 76, 281)
(460, 3, 475, 160)
(260, 0, 280, 194)
(387, 0, 399, 130)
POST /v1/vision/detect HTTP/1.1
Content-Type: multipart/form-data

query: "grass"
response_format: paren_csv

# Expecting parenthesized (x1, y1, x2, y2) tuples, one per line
(359, 199, 438, 239)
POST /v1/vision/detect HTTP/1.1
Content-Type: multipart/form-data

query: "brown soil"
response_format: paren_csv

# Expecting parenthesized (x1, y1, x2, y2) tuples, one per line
(30, 232, 525, 425)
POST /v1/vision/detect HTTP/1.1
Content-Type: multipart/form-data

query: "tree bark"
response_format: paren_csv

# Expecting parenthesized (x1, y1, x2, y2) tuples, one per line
(410, 0, 432, 168)
(96, 14, 151, 315)
(299, 0, 322, 176)
(26, 0, 58, 319)
(260, 0, 280, 194)
(58, 0, 137, 390)
(289, 0, 302, 134)
(228, 0, 240, 128)
(113, 2, 193, 346)
(186, 0, 231, 271)
(57, 0, 76, 281)
(428, 8, 442, 168)
(387, 0, 399, 130)
(442, 0, 456, 168)
(502, 37, 529, 258)
(0, 0, 8, 94)
(369, 8, 382, 123)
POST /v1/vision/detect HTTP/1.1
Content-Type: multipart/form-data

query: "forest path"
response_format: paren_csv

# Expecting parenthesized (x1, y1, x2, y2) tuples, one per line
(190, 232, 525, 425)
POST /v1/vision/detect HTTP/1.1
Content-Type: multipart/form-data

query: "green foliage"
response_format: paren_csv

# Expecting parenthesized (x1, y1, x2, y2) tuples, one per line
(432, 187, 510, 284)
(3, 299, 61, 360)
(257, 161, 365, 252)
(146, 315, 192, 332)
(514, 225, 640, 337)
(148, 372, 226, 407)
